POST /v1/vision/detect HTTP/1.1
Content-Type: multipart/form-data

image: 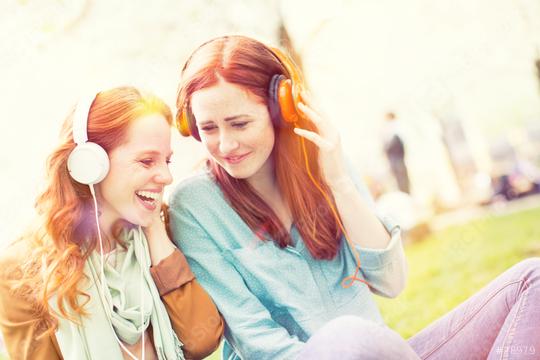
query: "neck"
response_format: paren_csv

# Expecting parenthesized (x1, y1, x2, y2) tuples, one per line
(246, 158, 293, 230)
(95, 211, 117, 254)
(91, 187, 119, 253)
(246, 158, 277, 197)
(98, 225, 116, 254)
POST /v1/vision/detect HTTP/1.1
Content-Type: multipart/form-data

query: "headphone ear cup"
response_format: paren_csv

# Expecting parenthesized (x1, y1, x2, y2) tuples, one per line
(277, 79, 299, 124)
(176, 107, 201, 141)
(268, 74, 285, 127)
(185, 107, 201, 142)
(177, 109, 192, 137)
(67, 142, 110, 185)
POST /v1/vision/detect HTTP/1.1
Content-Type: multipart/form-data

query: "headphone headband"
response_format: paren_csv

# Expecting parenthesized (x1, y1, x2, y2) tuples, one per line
(269, 47, 304, 90)
(73, 94, 97, 145)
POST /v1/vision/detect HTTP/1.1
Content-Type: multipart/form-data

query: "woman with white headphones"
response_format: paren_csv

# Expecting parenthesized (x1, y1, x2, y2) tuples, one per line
(0, 86, 223, 359)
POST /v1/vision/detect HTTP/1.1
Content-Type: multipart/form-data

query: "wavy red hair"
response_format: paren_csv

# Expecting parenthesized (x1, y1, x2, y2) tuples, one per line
(176, 35, 342, 259)
(13, 86, 172, 333)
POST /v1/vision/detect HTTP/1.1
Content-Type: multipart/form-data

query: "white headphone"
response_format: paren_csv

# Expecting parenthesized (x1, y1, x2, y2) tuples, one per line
(67, 94, 110, 185)
(66, 93, 147, 359)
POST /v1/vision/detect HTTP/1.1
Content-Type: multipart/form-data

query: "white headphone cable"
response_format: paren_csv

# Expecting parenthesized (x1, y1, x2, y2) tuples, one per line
(89, 184, 143, 360)
(138, 226, 146, 360)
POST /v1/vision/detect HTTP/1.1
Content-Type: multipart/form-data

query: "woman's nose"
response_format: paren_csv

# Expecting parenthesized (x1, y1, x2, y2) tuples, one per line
(219, 132, 240, 154)
(155, 163, 173, 185)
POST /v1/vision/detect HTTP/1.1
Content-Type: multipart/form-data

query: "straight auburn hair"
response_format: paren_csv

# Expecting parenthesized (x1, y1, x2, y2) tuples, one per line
(177, 35, 342, 259)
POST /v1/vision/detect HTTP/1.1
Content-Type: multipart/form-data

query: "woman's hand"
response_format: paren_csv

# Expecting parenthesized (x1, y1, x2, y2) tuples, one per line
(143, 204, 167, 239)
(143, 204, 176, 265)
(293, 91, 352, 189)
(294, 92, 392, 251)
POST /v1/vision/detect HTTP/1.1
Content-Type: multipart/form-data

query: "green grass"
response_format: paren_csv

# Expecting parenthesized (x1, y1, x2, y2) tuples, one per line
(376, 206, 540, 339)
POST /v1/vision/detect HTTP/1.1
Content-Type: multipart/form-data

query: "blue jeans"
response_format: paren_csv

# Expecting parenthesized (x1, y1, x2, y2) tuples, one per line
(298, 258, 540, 359)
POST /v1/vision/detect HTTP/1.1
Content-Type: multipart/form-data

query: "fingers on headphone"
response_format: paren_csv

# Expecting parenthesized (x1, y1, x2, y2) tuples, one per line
(300, 90, 320, 112)
(297, 101, 323, 128)
(297, 91, 320, 116)
(293, 127, 329, 149)
(299, 90, 312, 105)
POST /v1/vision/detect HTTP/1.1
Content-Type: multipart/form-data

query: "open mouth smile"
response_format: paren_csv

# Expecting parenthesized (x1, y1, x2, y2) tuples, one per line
(135, 190, 161, 211)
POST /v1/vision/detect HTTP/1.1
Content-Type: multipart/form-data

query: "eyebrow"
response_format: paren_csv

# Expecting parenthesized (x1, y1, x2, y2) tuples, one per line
(137, 150, 174, 158)
(224, 114, 250, 121)
(198, 114, 250, 126)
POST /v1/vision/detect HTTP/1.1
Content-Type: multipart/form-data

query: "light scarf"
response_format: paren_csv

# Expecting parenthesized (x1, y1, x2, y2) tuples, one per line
(52, 227, 184, 359)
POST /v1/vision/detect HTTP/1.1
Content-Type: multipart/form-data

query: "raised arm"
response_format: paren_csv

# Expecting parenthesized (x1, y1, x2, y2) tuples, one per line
(294, 92, 408, 297)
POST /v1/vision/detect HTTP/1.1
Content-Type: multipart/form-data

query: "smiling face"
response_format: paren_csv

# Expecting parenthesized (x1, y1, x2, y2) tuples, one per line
(190, 79, 276, 182)
(96, 113, 172, 232)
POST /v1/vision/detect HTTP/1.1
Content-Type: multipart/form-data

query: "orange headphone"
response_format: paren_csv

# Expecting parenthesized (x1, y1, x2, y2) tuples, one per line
(176, 46, 304, 141)
(177, 44, 369, 289)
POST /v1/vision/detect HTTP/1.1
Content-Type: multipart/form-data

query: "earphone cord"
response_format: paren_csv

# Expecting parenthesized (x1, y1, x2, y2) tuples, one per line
(298, 135, 370, 289)
(89, 184, 144, 360)
(138, 225, 146, 360)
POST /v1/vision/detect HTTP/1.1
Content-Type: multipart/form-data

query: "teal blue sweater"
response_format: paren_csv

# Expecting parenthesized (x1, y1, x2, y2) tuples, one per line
(169, 171, 407, 360)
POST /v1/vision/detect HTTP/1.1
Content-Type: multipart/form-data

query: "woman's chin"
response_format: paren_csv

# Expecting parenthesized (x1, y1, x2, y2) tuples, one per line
(220, 162, 255, 180)
(225, 168, 252, 180)
(122, 213, 153, 228)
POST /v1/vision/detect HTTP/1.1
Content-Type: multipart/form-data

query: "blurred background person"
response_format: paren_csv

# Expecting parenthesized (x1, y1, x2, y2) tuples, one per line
(382, 111, 410, 194)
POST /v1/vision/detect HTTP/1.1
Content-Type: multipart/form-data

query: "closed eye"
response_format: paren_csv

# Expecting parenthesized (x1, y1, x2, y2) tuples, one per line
(200, 124, 217, 132)
(139, 158, 154, 167)
(231, 121, 248, 128)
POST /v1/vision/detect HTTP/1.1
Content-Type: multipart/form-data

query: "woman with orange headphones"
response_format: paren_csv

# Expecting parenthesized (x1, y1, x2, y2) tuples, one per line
(170, 35, 540, 359)
(170, 35, 412, 359)
(0, 87, 223, 359)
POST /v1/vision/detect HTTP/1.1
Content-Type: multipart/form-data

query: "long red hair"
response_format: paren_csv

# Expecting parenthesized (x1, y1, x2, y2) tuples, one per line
(176, 35, 342, 259)
(13, 86, 172, 333)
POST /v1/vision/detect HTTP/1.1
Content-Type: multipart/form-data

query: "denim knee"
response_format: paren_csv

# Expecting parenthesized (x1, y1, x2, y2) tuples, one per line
(514, 257, 540, 278)
(299, 316, 419, 360)
(322, 315, 389, 340)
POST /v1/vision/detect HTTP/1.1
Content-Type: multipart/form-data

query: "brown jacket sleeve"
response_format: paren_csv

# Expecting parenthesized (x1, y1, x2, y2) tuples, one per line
(150, 249, 224, 360)
(0, 241, 62, 360)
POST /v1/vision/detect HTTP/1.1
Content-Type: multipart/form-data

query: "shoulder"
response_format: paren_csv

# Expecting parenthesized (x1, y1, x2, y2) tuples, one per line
(0, 237, 54, 357)
(0, 237, 38, 313)
(0, 238, 31, 281)
(169, 171, 223, 209)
